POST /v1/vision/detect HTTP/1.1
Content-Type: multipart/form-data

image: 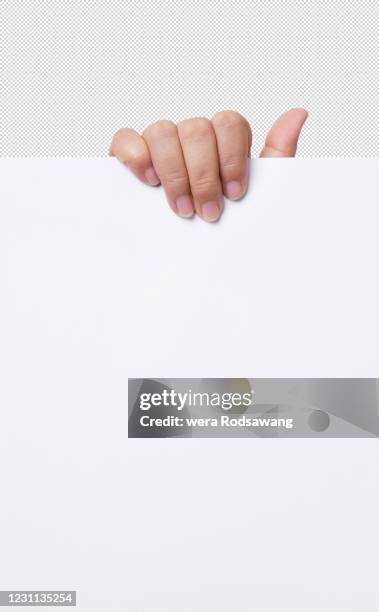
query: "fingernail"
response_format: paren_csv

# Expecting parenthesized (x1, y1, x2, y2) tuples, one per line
(202, 201, 220, 222)
(176, 195, 194, 218)
(225, 180, 242, 200)
(144, 167, 160, 185)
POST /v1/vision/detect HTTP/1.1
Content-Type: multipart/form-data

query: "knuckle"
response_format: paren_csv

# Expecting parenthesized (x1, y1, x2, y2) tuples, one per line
(219, 153, 245, 169)
(112, 127, 129, 143)
(178, 117, 212, 140)
(212, 110, 249, 131)
(162, 167, 188, 188)
(144, 119, 176, 140)
(111, 127, 134, 150)
(124, 147, 145, 167)
(192, 175, 220, 196)
(111, 128, 148, 167)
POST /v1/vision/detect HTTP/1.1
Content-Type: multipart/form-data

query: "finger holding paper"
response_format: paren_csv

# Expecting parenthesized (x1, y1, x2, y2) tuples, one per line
(110, 107, 308, 221)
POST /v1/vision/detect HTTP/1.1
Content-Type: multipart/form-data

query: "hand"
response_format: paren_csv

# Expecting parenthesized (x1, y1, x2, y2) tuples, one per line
(109, 108, 308, 222)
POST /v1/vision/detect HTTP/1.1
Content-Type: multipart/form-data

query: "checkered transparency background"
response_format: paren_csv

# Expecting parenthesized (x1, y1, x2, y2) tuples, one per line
(1, 0, 379, 157)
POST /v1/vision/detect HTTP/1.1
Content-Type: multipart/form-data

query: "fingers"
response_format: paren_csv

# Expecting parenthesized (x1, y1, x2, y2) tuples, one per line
(177, 118, 223, 222)
(143, 121, 194, 218)
(260, 108, 308, 158)
(211, 111, 252, 200)
(109, 128, 160, 186)
(110, 108, 308, 223)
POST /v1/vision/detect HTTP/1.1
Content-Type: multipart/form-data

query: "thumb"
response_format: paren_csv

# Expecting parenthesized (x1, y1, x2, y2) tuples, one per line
(260, 108, 308, 157)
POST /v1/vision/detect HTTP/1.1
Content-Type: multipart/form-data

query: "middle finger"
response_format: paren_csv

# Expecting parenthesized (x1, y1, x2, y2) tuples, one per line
(177, 118, 223, 222)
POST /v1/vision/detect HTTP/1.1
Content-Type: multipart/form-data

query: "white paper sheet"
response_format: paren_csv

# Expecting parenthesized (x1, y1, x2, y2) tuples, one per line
(0, 159, 378, 611)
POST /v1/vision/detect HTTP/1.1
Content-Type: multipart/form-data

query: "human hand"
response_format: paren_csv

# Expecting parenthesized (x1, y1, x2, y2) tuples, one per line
(110, 108, 308, 222)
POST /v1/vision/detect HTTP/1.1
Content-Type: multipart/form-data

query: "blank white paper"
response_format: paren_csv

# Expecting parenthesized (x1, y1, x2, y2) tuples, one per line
(0, 158, 378, 611)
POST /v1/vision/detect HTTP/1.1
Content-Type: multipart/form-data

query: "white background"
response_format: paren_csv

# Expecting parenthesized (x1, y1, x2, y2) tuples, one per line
(1, 0, 379, 157)
(0, 159, 378, 610)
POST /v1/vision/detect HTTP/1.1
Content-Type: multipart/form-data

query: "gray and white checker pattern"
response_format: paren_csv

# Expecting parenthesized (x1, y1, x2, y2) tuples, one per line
(1, 0, 379, 157)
